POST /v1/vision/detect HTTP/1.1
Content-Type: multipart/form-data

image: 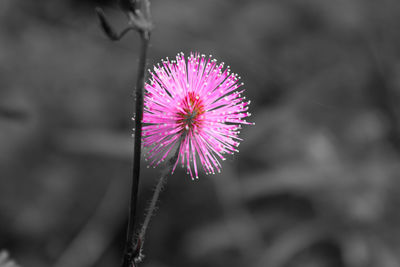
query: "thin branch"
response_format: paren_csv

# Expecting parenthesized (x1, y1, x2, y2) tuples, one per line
(134, 146, 180, 263)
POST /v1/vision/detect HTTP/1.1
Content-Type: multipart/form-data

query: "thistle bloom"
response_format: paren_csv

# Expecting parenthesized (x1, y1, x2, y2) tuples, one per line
(142, 52, 253, 179)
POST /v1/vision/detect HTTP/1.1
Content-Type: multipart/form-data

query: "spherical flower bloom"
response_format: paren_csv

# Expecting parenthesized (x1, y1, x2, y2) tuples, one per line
(142, 52, 253, 179)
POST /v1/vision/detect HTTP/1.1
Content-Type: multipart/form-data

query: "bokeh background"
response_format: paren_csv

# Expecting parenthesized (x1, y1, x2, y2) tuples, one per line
(1, 0, 400, 266)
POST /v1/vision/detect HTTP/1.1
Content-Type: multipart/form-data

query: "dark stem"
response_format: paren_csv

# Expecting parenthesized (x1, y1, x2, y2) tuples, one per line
(122, 31, 150, 267)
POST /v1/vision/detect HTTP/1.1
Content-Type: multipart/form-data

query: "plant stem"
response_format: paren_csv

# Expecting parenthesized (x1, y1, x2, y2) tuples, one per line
(122, 31, 150, 267)
(136, 147, 180, 259)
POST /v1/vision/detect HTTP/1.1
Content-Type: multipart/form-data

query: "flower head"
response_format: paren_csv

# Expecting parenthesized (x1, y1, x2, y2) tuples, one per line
(142, 52, 253, 179)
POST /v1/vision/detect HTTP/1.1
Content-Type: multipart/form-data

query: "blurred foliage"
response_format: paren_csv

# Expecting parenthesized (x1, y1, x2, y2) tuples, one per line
(1, 0, 400, 267)
(0, 251, 20, 267)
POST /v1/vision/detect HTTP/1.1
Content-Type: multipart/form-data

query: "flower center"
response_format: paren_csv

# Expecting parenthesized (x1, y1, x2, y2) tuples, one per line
(177, 92, 204, 131)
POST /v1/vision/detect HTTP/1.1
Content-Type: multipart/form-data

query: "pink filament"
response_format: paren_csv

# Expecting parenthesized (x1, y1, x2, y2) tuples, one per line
(142, 52, 253, 179)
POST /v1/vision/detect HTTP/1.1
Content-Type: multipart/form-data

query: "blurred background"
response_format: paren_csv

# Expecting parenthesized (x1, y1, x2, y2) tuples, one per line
(1, 0, 400, 266)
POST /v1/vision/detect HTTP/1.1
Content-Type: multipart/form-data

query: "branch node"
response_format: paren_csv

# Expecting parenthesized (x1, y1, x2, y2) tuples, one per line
(95, 7, 121, 41)
(96, 3, 152, 42)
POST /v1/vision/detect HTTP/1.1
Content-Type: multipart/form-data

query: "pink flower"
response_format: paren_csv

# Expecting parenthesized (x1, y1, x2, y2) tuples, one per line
(142, 52, 253, 179)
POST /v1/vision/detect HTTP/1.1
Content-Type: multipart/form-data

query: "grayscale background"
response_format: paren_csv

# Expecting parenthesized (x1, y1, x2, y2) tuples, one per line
(1, 0, 400, 267)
